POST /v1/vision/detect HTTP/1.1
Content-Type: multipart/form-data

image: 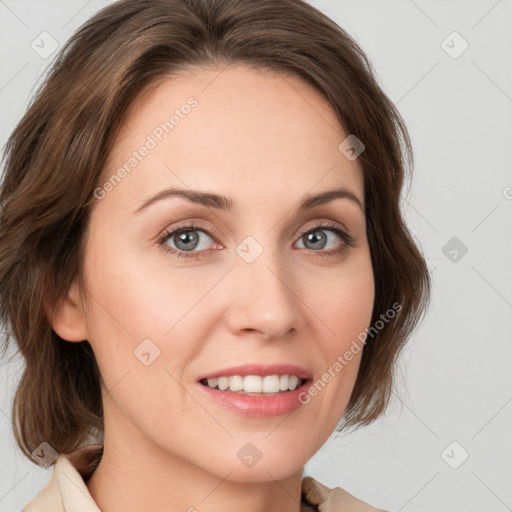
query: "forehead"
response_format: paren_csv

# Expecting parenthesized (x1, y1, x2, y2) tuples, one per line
(100, 64, 364, 213)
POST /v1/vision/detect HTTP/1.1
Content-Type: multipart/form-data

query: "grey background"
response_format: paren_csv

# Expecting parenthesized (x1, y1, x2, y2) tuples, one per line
(1, 1, 511, 511)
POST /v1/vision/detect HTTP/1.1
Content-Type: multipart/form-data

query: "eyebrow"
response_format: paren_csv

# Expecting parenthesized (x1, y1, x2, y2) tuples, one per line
(134, 185, 364, 214)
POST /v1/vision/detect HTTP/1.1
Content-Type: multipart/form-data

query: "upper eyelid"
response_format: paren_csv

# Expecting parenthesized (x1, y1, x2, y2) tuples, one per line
(159, 220, 351, 245)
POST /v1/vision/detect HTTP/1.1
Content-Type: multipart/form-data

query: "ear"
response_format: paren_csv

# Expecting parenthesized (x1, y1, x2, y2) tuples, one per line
(48, 279, 89, 342)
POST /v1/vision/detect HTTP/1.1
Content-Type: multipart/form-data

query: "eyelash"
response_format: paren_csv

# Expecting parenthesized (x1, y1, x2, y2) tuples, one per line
(157, 221, 355, 260)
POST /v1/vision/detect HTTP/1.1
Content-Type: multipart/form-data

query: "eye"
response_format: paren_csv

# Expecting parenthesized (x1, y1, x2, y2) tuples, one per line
(295, 221, 355, 257)
(158, 223, 217, 259)
(158, 221, 355, 259)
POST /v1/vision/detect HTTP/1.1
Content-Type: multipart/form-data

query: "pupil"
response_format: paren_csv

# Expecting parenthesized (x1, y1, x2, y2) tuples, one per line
(306, 231, 325, 249)
(176, 231, 199, 251)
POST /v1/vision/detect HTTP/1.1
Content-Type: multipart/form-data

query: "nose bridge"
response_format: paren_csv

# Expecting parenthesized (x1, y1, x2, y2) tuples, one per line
(226, 234, 304, 339)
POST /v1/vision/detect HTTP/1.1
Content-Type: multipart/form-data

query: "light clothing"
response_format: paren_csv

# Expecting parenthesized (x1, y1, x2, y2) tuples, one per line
(22, 444, 387, 512)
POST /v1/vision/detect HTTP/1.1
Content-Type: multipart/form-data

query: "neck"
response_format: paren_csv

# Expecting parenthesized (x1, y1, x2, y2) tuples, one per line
(86, 411, 306, 512)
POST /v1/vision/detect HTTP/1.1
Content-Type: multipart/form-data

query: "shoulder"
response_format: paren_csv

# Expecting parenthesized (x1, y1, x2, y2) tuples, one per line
(22, 444, 103, 512)
(301, 475, 389, 512)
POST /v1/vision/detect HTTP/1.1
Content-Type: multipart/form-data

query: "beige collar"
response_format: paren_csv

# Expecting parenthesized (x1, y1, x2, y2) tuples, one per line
(23, 444, 386, 512)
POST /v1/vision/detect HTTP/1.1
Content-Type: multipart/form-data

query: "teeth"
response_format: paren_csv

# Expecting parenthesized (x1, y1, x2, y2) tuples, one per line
(262, 375, 280, 393)
(288, 375, 299, 390)
(203, 374, 304, 393)
(229, 375, 244, 391)
(217, 376, 229, 391)
(244, 375, 262, 393)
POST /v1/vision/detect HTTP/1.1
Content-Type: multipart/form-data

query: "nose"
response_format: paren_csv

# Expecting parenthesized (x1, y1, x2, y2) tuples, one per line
(223, 244, 307, 341)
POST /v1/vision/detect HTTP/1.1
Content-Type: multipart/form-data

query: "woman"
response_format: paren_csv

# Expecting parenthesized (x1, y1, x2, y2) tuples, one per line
(0, 0, 430, 511)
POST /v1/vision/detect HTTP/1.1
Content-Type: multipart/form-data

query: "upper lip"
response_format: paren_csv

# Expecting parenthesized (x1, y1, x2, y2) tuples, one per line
(198, 363, 313, 381)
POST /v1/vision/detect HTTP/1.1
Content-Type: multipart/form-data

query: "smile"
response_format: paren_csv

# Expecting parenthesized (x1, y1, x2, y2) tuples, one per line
(196, 363, 313, 416)
(200, 374, 304, 395)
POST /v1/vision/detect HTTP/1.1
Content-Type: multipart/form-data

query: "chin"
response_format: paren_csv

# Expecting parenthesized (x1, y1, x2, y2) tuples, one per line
(220, 443, 309, 483)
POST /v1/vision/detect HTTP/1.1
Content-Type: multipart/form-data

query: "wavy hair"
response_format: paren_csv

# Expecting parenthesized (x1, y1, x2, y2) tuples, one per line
(0, 0, 430, 462)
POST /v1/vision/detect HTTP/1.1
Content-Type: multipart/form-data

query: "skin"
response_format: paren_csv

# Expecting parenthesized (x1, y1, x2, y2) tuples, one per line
(51, 64, 375, 512)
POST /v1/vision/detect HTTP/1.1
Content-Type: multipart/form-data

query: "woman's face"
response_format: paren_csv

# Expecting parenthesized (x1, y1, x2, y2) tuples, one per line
(76, 65, 374, 481)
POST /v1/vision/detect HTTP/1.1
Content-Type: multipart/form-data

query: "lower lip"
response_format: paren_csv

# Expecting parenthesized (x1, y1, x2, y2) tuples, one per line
(197, 380, 312, 417)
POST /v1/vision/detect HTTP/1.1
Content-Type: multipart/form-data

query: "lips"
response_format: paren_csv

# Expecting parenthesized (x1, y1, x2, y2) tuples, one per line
(196, 363, 314, 417)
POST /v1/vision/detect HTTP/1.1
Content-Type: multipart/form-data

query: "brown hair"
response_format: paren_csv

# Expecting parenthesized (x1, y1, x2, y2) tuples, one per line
(0, 0, 430, 463)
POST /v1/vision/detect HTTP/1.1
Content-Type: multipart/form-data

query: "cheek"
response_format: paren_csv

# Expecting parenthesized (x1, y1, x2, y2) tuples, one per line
(81, 249, 197, 430)
(83, 240, 207, 343)
(313, 249, 375, 353)
(81, 240, 223, 406)
(299, 249, 374, 424)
